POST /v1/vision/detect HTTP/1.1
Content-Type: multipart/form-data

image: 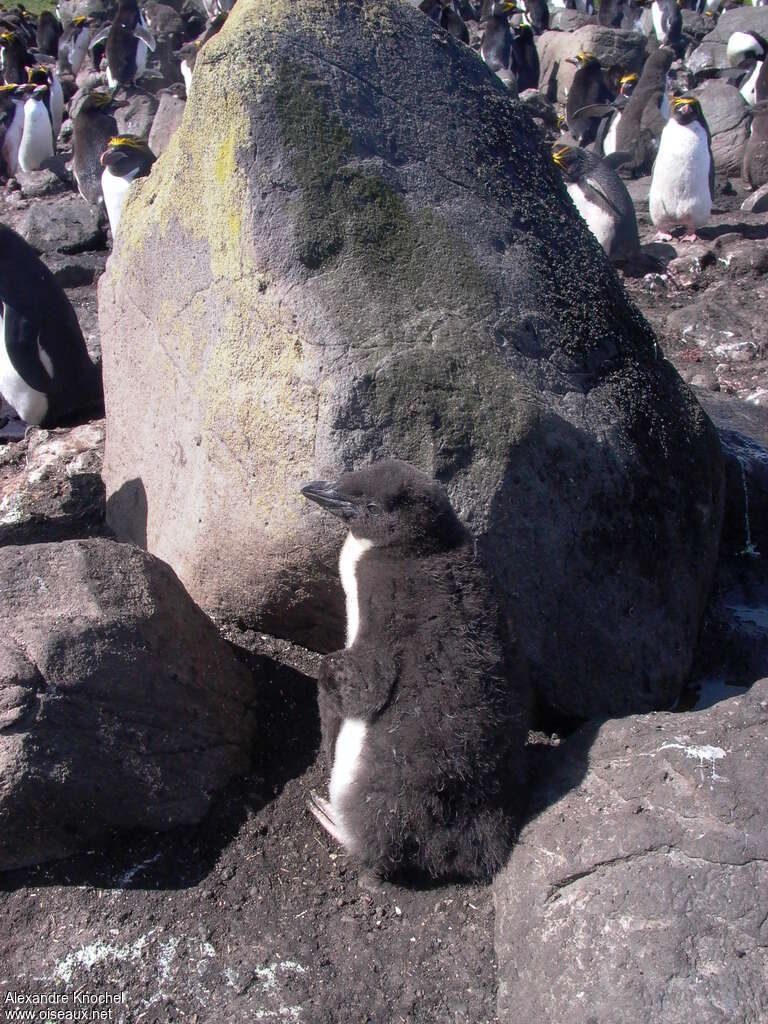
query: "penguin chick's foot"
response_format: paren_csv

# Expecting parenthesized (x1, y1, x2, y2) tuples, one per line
(680, 232, 698, 242)
(307, 791, 347, 847)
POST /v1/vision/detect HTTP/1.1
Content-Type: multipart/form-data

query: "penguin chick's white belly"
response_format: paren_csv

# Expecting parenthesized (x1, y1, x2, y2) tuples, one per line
(181, 59, 193, 94)
(567, 182, 616, 253)
(18, 100, 54, 172)
(0, 306, 49, 425)
(649, 118, 711, 229)
(328, 718, 367, 848)
(101, 165, 141, 238)
(603, 110, 621, 155)
(339, 531, 374, 648)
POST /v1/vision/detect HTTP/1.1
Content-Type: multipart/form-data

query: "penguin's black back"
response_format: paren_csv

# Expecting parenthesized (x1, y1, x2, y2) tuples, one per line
(511, 24, 539, 91)
(567, 60, 613, 146)
(72, 99, 118, 206)
(36, 11, 61, 58)
(614, 47, 674, 175)
(106, 0, 142, 88)
(0, 223, 101, 424)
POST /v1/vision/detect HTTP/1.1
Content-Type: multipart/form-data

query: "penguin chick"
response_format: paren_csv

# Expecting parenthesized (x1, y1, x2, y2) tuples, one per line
(510, 22, 539, 91)
(301, 460, 531, 883)
(553, 143, 640, 261)
(100, 0, 156, 92)
(566, 52, 614, 147)
(100, 135, 156, 238)
(72, 90, 120, 205)
(649, 94, 713, 240)
(614, 46, 674, 177)
(0, 222, 102, 427)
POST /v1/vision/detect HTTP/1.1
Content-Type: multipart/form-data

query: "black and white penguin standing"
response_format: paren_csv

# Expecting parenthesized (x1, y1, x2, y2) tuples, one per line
(72, 91, 120, 205)
(100, 135, 156, 237)
(601, 71, 638, 155)
(301, 461, 530, 883)
(100, 0, 156, 92)
(27, 63, 63, 142)
(0, 223, 102, 427)
(614, 46, 674, 176)
(649, 94, 714, 240)
(743, 99, 768, 187)
(726, 30, 767, 105)
(57, 15, 91, 77)
(651, 0, 682, 47)
(553, 143, 640, 261)
(566, 52, 614, 147)
(0, 30, 34, 84)
(17, 82, 54, 172)
(520, 0, 548, 34)
(510, 22, 539, 90)
(36, 10, 61, 58)
(0, 83, 25, 177)
(481, 1, 516, 91)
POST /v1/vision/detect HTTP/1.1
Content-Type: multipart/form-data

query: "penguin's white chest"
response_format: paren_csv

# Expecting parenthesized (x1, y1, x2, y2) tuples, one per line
(741, 61, 763, 105)
(101, 165, 140, 238)
(0, 305, 49, 425)
(649, 118, 711, 229)
(339, 531, 374, 648)
(603, 110, 621, 155)
(49, 73, 64, 139)
(567, 182, 616, 253)
(651, 0, 665, 40)
(1, 103, 24, 176)
(181, 59, 193, 94)
(18, 99, 54, 173)
(328, 531, 375, 839)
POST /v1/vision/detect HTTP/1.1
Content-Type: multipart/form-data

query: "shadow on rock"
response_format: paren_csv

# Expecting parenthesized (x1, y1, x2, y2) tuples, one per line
(106, 476, 148, 549)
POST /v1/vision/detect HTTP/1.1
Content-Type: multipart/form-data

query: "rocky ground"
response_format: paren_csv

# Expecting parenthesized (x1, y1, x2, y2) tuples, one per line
(2, 37, 768, 1024)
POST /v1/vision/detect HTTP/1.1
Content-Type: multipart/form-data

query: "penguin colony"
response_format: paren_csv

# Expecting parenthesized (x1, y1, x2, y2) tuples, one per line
(0, 0, 766, 882)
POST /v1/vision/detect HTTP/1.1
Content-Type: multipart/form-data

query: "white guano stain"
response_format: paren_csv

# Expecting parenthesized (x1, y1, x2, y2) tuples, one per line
(52, 932, 154, 985)
(658, 739, 727, 780)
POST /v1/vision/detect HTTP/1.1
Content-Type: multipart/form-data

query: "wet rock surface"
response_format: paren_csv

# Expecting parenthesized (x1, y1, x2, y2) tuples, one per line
(495, 680, 768, 1024)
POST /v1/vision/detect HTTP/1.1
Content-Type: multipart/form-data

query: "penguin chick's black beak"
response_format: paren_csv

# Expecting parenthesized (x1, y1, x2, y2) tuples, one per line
(301, 480, 359, 520)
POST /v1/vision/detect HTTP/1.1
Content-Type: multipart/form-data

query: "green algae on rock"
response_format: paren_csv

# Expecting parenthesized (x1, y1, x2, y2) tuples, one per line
(99, 0, 723, 716)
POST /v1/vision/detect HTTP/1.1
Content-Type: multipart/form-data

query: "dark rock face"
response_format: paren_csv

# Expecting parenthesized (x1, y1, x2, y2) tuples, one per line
(16, 193, 106, 255)
(148, 86, 186, 155)
(99, 0, 723, 718)
(0, 539, 255, 871)
(495, 680, 768, 1024)
(695, 79, 750, 178)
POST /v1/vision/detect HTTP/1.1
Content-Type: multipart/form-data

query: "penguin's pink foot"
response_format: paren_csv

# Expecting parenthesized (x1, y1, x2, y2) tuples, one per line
(653, 231, 674, 242)
(681, 232, 698, 242)
(307, 791, 347, 847)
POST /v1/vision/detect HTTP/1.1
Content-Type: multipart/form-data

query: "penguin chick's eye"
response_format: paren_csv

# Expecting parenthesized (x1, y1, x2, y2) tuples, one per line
(366, 503, 383, 516)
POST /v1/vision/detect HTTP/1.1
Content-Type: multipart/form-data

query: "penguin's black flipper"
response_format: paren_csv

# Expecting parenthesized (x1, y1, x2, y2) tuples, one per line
(319, 646, 398, 721)
(584, 174, 624, 217)
(603, 150, 631, 170)
(1, 305, 53, 393)
(88, 25, 111, 49)
(571, 102, 615, 120)
(133, 25, 156, 51)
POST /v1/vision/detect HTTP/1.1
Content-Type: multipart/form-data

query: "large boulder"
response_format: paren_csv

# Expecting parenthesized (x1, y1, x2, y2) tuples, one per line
(693, 6, 768, 70)
(495, 680, 768, 1023)
(695, 78, 750, 177)
(535, 25, 646, 104)
(0, 539, 255, 870)
(99, 0, 723, 717)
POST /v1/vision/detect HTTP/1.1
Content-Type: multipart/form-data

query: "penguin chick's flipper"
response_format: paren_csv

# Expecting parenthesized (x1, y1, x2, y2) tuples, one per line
(133, 25, 155, 51)
(1, 305, 55, 394)
(319, 645, 399, 721)
(307, 791, 348, 847)
(571, 102, 615, 121)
